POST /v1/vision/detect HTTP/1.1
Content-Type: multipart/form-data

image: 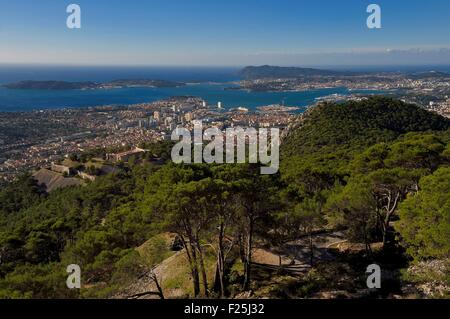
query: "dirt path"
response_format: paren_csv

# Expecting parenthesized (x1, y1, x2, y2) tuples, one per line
(116, 231, 347, 298)
(252, 231, 346, 275)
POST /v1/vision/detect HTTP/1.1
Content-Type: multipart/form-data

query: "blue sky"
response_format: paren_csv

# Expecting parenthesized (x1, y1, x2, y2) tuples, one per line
(1, 0, 450, 66)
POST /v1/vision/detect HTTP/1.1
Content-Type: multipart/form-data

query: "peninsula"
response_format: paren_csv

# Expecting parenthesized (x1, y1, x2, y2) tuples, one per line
(3, 79, 186, 90)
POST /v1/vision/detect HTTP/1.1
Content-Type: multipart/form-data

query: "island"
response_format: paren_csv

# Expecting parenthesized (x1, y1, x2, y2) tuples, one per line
(3, 80, 100, 90)
(3, 79, 186, 90)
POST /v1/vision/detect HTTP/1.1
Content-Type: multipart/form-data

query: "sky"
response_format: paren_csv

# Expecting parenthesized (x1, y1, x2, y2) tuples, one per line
(1, 0, 450, 66)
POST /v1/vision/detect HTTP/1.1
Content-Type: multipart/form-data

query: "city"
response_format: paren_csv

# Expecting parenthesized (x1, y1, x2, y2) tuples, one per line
(0, 95, 296, 185)
(235, 66, 450, 118)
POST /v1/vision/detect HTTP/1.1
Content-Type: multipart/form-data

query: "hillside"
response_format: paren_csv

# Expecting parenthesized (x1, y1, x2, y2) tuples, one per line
(281, 97, 450, 158)
(33, 168, 84, 192)
(1, 98, 449, 299)
(239, 65, 354, 79)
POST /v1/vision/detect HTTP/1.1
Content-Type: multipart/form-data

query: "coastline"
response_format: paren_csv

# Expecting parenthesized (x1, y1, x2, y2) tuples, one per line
(0, 84, 385, 113)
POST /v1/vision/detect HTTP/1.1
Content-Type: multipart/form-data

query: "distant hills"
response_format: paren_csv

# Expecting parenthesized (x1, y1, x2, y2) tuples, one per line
(239, 65, 355, 79)
(4, 80, 99, 90)
(3, 79, 185, 90)
(409, 70, 450, 79)
(239, 65, 450, 80)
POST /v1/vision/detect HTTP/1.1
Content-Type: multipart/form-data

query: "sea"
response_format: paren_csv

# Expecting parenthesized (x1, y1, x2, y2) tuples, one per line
(0, 64, 448, 112)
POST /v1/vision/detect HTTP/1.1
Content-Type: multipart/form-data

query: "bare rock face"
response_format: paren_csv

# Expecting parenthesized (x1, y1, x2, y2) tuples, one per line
(33, 168, 84, 192)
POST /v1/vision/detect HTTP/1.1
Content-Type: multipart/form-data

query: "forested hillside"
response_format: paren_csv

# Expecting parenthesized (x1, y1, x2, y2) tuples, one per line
(0, 97, 449, 299)
(283, 97, 450, 157)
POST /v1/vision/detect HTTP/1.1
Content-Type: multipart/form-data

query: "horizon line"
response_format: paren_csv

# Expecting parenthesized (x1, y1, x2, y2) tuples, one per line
(2, 62, 450, 69)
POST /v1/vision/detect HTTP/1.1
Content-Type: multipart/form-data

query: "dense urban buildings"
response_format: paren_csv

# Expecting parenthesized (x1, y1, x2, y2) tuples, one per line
(0, 96, 297, 183)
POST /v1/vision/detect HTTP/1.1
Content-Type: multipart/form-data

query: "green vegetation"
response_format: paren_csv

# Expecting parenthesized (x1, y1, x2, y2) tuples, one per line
(0, 97, 449, 299)
(283, 97, 449, 158)
(396, 168, 450, 260)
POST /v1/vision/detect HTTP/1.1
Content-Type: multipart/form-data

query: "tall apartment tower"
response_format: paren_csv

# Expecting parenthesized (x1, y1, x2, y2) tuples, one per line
(154, 111, 161, 122)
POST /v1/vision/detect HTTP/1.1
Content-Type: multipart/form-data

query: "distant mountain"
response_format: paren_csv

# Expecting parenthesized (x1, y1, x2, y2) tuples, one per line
(409, 70, 450, 79)
(239, 65, 355, 79)
(3, 79, 185, 90)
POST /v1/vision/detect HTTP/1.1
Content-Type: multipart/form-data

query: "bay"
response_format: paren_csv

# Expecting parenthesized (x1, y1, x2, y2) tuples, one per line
(0, 65, 388, 112)
(0, 83, 383, 112)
